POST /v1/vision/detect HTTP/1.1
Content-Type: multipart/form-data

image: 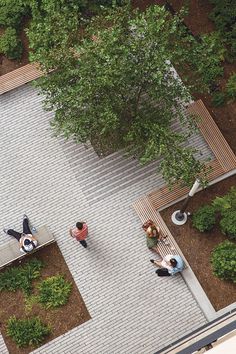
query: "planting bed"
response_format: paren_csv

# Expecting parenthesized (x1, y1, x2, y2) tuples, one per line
(160, 174, 236, 311)
(0, 243, 90, 354)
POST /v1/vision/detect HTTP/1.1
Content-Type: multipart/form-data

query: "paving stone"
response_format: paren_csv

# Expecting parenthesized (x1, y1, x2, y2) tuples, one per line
(0, 85, 208, 354)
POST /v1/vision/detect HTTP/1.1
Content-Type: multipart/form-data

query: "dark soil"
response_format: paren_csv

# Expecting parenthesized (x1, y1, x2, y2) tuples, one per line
(160, 175, 236, 311)
(0, 243, 90, 354)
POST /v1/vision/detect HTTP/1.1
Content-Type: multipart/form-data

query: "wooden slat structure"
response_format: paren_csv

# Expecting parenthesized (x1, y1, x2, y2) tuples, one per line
(0, 63, 44, 95)
(133, 100, 236, 259)
(133, 196, 186, 260)
(187, 99, 236, 171)
(149, 159, 225, 210)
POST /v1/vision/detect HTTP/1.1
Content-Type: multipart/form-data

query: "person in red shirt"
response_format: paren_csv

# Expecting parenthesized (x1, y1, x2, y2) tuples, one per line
(69, 221, 88, 248)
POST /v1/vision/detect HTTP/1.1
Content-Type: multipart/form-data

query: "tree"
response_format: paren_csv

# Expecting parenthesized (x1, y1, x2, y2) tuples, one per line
(33, 4, 210, 187)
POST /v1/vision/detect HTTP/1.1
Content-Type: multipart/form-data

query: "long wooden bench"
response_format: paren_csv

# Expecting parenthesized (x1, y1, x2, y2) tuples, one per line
(187, 100, 236, 172)
(133, 196, 188, 265)
(148, 158, 225, 210)
(0, 63, 44, 95)
(0, 225, 55, 269)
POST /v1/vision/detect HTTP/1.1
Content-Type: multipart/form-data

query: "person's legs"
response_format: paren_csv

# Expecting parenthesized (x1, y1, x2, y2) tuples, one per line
(153, 260, 163, 267)
(22, 216, 31, 234)
(5, 229, 22, 241)
(79, 240, 87, 248)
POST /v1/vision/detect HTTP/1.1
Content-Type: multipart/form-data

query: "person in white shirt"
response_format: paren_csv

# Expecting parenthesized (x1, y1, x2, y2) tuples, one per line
(3, 214, 38, 253)
(150, 254, 184, 276)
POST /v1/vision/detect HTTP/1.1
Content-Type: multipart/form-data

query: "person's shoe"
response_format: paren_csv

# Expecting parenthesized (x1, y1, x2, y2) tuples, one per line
(23, 214, 29, 220)
(3, 228, 8, 234)
(150, 259, 155, 263)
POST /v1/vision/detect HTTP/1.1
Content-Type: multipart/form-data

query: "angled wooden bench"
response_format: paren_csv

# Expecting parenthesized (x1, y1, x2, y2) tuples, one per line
(148, 159, 225, 210)
(0, 225, 55, 269)
(133, 196, 187, 264)
(187, 100, 236, 172)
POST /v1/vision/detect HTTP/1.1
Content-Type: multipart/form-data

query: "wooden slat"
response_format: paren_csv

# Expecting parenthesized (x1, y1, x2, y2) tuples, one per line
(133, 196, 187, 261)
(0, 63, 44, 95)
(187, 100, 236, 171)
(148, 159, 225, 210)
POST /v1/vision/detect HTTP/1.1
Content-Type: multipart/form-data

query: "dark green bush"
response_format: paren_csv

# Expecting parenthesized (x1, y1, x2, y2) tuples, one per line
(212, 187, 236, 215)
(38, 275, 72, 309)
(226, 73, 236, 100)
(220, 211, 236, 239)
(0, 27, 23, 60)
(7, 316, 50, 348)
(212, 91, 226, 107)
(0, 0, 30, 28)
(0, 258, 43, 296)
(209, 0, 236, 58)
(192, 205, 216, 232)
(211, 240, 236, 282)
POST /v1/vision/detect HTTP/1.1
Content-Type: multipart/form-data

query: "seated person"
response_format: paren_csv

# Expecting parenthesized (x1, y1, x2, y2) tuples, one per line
(150, 254, 184, 276)
(3, 214, 38, 253)
(142, 219, 168, 253)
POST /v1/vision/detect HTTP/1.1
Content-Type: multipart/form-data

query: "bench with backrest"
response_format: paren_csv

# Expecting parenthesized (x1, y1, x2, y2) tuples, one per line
(133, 196, 188, 267)
(0, 225, 55, 269)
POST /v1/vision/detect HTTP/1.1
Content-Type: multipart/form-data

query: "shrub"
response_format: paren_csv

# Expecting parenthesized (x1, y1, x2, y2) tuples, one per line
(220, 211, 236, 239)
(212, 187, 236, 215)
(38, 275, 72, 309)
(7, 316, 50, 348)
(0, 27, 23, 60)
(211, 240, 236, 282)
(0, 0, 30, 28)
(212, 91, 226, 107)
(192, 205, 216, 232)
(226, 73, 236, 100)
(0, 258, 43, 296)
(209, 0, 236, 58)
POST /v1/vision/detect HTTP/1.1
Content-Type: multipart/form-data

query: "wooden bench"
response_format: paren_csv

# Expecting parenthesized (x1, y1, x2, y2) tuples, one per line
(0, 63, 44, 95)
(133, 196, 187, 264)
(187, 100, 236, 172)
(0, 225, 55, 269)
(148, 159, 225, 210)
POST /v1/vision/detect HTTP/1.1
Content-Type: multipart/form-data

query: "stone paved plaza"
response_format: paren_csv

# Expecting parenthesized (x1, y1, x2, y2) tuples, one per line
(0, 85, 208, 354)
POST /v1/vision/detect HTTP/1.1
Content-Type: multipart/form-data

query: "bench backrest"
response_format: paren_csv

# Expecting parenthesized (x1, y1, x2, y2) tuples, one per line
(0, 225, 55, 269)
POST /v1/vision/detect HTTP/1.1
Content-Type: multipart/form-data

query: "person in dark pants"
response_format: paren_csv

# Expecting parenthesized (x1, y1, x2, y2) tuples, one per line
(69, 221, 88, 248)
(3, 214, 38, 253)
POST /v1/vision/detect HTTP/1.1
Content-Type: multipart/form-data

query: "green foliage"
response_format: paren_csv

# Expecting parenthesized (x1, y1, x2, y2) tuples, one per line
(220, 212, 236, 239)
(38, 275, 72, 309)
(212, 187, 236, 239)
(211, 240, 236, 282)
(0, 258, 43, 296)
(212, 187, 236, 215)
(226, 73, 236, 100)
(188, 31, 225, 87)
(211, 92, 226, 107)
(0, 27, 23, 60)
(192, 205, 216, 232)
(0, 0, 30, 28)
(27, 0, 81, 70)
(7, 316, 50, 348)
(35, 4, 211, 188)
(209, 0, 236, 58)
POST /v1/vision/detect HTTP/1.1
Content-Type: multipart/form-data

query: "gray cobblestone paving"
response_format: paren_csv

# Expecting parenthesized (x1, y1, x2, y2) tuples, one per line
(0, 85, 208, 354)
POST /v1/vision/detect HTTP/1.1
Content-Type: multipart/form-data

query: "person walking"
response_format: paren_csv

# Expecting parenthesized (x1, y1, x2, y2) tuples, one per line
(3, 214, 38, 253)
(69, 221, 88, 248)
(150, 254, 184, 276)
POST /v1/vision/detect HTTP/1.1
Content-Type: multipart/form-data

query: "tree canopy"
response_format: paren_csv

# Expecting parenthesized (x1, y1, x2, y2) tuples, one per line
(32, 4, 210, 187)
